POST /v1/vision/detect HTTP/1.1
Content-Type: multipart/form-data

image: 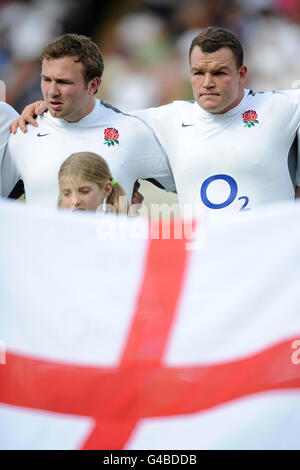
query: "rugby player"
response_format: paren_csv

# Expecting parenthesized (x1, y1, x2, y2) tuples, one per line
(2, 34, 175, 206)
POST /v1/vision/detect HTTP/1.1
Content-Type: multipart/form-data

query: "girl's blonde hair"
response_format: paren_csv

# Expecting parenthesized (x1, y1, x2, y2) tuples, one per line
(58, 152, 129, 213)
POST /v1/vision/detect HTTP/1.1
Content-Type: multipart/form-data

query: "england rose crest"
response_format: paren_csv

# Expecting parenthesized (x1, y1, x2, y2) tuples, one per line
(104, 127, 119, 146)
(242, 110, 259, 128)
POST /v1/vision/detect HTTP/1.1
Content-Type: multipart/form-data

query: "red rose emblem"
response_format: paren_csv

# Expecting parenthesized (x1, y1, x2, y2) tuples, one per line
(104, 128, 119, 140)
(242, 110, 259, 128)
(104, 127, 119, 146)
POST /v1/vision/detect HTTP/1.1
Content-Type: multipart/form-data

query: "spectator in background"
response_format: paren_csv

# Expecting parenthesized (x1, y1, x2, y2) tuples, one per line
(3, 0, 300, 112)
(0, 0, 65, 111)
(0, 0, 107, 112)
(99, 0, 300, 108)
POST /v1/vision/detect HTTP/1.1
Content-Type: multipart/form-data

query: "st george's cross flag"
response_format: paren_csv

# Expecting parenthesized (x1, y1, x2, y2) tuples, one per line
(0, 198, 300, 450)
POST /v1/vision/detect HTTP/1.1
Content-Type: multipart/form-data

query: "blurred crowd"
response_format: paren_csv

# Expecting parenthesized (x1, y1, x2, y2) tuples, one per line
(0, 0, 104, 110)
(1, 0, 300, 113)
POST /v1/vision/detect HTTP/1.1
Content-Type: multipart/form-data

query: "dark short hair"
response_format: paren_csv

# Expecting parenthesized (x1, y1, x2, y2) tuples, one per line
(40, 33, 104, 87)
(189, 27, 244, 68)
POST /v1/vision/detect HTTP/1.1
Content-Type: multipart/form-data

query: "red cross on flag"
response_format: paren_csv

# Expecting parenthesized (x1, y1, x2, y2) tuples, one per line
(0, 199, 300, 450)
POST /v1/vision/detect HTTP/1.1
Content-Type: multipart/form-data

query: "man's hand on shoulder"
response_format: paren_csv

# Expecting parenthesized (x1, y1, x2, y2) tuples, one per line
(10, 101, 47, 134)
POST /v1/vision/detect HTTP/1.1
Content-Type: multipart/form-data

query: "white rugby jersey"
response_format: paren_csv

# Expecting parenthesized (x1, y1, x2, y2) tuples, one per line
(0, 102, 19, 196)
(135, 89, 300, 215)
(1, 99, 175, 206)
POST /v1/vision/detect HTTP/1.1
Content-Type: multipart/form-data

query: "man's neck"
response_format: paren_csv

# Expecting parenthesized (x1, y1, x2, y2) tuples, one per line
(211, 89, 246, 115)
(64, 97, 96, 123)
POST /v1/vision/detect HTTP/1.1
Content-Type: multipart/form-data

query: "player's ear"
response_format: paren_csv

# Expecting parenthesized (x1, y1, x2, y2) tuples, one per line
(239, 65, 248, 84)
(89, 77, 100, 95)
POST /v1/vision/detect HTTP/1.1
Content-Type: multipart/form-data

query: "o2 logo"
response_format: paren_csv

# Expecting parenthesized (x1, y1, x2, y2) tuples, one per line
(200, 174, 250, 211)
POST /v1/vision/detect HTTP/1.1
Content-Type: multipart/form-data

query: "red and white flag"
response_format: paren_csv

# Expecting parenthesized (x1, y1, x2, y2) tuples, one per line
(0, 199, 300, 450)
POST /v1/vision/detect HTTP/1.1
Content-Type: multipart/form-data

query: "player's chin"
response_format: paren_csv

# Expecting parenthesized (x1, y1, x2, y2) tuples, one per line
(199, 96, 220, 108)
(48, 104, 65, 117)
(48, 109, 65, 118)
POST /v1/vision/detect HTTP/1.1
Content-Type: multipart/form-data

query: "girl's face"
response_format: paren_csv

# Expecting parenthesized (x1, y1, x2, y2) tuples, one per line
(60, 178, 110, 211)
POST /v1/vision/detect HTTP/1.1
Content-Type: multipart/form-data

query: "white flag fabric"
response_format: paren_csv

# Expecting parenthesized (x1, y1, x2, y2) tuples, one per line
(0, 199, 300, 450)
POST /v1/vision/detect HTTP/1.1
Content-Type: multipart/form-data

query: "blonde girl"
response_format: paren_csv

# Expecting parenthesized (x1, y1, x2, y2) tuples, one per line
(58, 152, 129, 213)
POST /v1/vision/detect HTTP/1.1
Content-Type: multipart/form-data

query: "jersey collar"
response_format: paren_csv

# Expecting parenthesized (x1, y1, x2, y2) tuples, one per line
(193, 89, 251, 122)
(45, 99, 99, 128)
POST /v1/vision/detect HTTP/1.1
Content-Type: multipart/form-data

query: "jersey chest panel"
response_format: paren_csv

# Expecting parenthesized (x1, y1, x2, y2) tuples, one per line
(162, 103, 296, 211)
(15, 124, 137, 205)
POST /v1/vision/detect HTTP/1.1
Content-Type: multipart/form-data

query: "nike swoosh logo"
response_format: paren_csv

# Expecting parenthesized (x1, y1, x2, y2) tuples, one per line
(182, 123, 195, 127)
(37, 133, 50, 137)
